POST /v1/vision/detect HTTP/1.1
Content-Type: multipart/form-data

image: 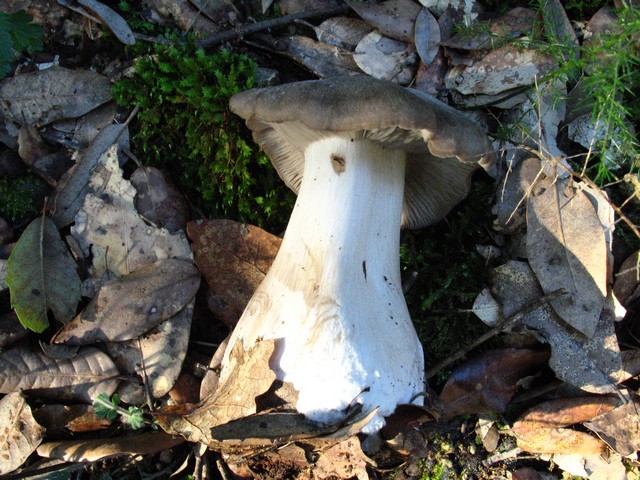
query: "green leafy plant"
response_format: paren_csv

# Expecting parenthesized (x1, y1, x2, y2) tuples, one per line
(0, 10, 43, 79)
(112, 37, 295, 231)
(93, 392, 147, 429)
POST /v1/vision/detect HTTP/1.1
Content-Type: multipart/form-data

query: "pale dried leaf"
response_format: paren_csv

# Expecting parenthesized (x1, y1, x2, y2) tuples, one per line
(491, 261, 618, 393)
(69, 145, 193, 281)
(415, 8, 440, 66)
(6, 217, 81, 332)
(444, 45, 555, 95)
(552, 452, 626, 480)
(0, 346, 119, 402)
(354, 31, 417, 84)
(346, 0, 421, 42)
(53, 259, 199, 345)
(585, 397, 640, 456)
(78, 0, 135, 44)
(51, 101, 118, 148)
(0, 392, 45, 475)
(472, 287, 501, 326)
(51, 124, 128, 228)
(313, 16, 373, 51)
(526, 176, 608, 338)
(37, 431, 184, 462)
(0, 66, 112, 127)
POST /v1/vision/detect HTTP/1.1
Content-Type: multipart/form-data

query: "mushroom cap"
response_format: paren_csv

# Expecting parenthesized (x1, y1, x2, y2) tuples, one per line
(230, 75, 495, 229)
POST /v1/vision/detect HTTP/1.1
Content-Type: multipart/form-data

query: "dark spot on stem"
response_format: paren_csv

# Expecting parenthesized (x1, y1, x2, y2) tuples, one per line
(331, 154, 346, 174)
(362, 260, 367, 281)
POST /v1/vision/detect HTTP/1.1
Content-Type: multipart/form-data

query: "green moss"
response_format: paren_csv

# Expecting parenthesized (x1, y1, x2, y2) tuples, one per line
(112, 37, 294, 231)
(0, 175, 46, 223)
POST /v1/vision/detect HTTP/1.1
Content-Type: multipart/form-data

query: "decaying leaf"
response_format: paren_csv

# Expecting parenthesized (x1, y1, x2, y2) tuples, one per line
(438, 349, 550, 419)
(0, 66, 112, 127)
(156, 339, 277, 445)
(445, 45, 555, 96)
(585, 396, 640, 456)
(354, 31, 417, 84)
(77, 0, 135, 44)
(261, 35, 362, 78)
(0, 346, 119, 403)
(0, 312, 29, 349)
(130, 166, 190, 234)
(614, 250, 640, 306)
(188, 219, 281, 326)
(51, 101, 118, 148)
(53, 258, 199, 345)
(105, 299, 194, 400)
(6, 217, 81, 332)
(33, 404, 111, 433)
(552, 452, 627, 480)
(51, 124, 128, 228)
(415, 8, 440, 66)
(70, 144, 193, 281)
(311, 16, 374, 51)
(527, 176, 608, 338)
(37, 431, 184, 462)
(0, 392, 45, 475)
(346, 0, 421, 43)
(512, 396, 619, 455)
(490, 261, 620, 393)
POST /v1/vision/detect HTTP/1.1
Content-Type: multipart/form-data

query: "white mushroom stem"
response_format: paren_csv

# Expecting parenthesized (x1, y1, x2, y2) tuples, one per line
(219, 136, 425, 433)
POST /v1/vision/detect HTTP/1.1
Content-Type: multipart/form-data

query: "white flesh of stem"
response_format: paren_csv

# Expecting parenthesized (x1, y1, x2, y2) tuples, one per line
(219, 136, 425, 432)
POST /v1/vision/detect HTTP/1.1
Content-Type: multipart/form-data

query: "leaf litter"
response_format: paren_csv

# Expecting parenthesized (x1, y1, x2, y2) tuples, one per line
(1, 0, 639, 478)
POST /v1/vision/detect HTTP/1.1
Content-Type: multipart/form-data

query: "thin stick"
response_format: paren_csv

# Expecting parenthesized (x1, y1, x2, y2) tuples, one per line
(425, 289, 566, 379)
(197, 5, 352, 50)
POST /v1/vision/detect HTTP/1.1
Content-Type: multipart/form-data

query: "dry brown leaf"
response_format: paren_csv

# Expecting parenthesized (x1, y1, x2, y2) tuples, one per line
(514, 426, 606, 455)
(187, 219, 281, 327)
(53, 258, 199, 345)
(0, 66, 112, 127)
(156, 339, 277, 445)
(105, 300, 194, 400)
(438, 349, 550, 419)
(585, 396, 640, 456)
(526, 176, 608, 338)
(354, 31, 417, 84)
(0, 346, 119, 403)
(415, 8, 440, 66)
(37, 431, 184, 462)
(346, 0, 421, 42)
(33, 404, 111, 433)
(51, 101, 118, 148)
(0, 392, 45, 475)
(312, 16, 374, 51)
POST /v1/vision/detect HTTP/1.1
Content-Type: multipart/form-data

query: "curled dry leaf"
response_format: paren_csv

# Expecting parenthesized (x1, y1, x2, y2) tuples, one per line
(53, 258, 199, 345)
(584, 396, 640, 456)
(0, 392, 45, 475)
(346, 0, 421, 43)
(69, 144, 193, 281)
(0, 346, 119, 403)
(156, 339, 277, 446)
(354, 31, 417, 84)
(438, 348, 550, 419)
(187, 219, 282, 327)
(526, 176, 608, 338)
(51, 124, 128, 228)
(6, 217, 81, 332)
(0, 66, 112, 127)
(37, 431, 184, 462)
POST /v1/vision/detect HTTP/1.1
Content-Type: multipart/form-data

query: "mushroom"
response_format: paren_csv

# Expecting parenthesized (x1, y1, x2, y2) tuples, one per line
(223, 75, 494, 433)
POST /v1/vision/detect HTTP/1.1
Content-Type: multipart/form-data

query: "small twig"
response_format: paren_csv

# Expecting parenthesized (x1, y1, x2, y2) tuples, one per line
(197, 5, 352, 50)
(425, 289, 566, 379)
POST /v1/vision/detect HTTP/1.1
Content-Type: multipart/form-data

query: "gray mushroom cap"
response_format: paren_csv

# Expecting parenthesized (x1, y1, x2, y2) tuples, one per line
(230, 75, 495, 229)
